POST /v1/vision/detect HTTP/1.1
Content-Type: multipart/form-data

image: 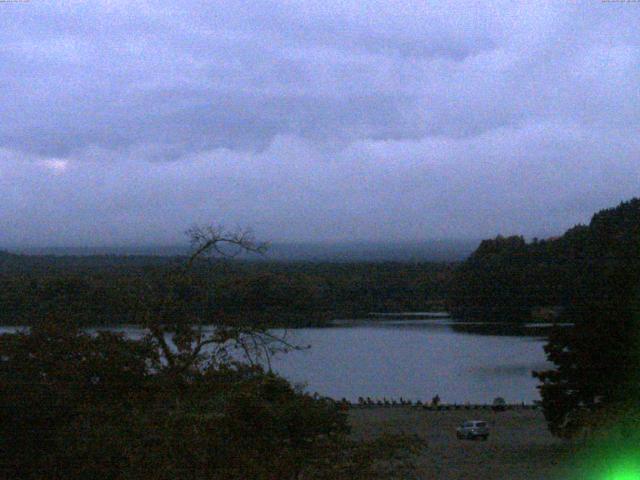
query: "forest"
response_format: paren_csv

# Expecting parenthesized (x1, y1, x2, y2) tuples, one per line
(448, 198, 640, 324)
(0, 252, 453, 327)
(3, 198, 639, 330)
(448, 198, 640, 438)
(2, 197, 639, 334)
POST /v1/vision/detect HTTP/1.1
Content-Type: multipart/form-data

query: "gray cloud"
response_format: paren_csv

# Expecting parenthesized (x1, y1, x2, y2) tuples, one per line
(0, 0, 639, 246)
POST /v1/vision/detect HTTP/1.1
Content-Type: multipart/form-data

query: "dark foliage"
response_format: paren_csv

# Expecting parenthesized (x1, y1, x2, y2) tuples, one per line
(0, 256, 452, 327)
(532, 199, 640, 437)
(450, 198, 640, 437)
(0, 319, 425, 479)
(449, 199, 640, 324)
(0, 228, 425, 478)
(0, 319, 353, 479)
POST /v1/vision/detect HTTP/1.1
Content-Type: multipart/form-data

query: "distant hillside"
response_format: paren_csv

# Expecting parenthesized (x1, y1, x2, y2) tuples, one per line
(12, 239, 479, 263)
(449, 198, 640, 322)
(262, 240, 479, 262)
(0, 248, 454, 326)
(0, 250, 180, 274)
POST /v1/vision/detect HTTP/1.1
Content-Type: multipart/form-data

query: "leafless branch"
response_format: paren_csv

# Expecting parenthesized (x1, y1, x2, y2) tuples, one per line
(130, 225, 310, 376)
(185, 225, 268, 268)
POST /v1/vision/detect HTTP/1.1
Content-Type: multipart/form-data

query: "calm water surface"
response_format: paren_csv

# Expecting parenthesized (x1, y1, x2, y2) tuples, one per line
(0, 319, 552, 404)
(270, 320, 551, 404)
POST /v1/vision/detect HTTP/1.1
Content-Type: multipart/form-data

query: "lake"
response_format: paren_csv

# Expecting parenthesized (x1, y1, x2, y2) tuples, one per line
(0, 318, 554, 404)
(270, 319, 552, 404)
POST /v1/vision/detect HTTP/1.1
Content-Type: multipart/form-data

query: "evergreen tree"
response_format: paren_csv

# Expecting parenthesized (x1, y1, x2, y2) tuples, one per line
(534, 199, 640, 437)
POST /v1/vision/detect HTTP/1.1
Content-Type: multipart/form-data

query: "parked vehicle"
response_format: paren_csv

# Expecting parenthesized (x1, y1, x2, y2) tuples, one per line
(456, 420, 489, 440)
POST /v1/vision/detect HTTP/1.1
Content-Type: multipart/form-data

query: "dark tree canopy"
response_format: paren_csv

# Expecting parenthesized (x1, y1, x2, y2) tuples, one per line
(449, 198, 640, 436)
(0, 255, 451, 328)
(531, 199, 640, 437)
(449, 198, 640, 325)
(0, 227, 424, 479)
(0, 319, 361, 479)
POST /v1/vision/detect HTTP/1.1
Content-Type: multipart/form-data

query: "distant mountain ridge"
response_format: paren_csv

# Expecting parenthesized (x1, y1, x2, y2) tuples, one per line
(8, 239, 480, 263)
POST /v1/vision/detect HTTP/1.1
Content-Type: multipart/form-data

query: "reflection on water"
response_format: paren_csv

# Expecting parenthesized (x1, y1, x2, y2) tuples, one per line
(332, 318, 570, 338)
(0, 318, 556, 404)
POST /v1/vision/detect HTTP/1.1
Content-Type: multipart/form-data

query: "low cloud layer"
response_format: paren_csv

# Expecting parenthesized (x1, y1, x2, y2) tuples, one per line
(1, 1, 639, 246)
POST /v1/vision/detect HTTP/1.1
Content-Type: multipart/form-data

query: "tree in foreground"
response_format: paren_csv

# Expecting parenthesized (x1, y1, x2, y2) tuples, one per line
(0, 227, 423, 480)
(534, 200, 640, 439)
(534, 286, 640, 439)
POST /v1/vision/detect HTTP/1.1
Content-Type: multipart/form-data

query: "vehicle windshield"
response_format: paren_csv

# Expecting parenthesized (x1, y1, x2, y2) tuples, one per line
(475, 422, 487, 427)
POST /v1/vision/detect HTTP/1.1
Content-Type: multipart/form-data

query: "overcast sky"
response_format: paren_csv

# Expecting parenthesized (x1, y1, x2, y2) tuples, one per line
(1, 0, 639, 246)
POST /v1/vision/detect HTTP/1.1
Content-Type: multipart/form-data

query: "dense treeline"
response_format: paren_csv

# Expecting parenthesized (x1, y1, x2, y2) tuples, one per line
(449, 198, 640, 323)
(0, 254, 452, 326)
(532, 199, 640, 438)
(449, 197, 640, 439)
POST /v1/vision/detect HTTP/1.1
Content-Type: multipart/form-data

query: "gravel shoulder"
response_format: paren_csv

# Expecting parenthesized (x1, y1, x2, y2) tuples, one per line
(348, 407, 575, 480)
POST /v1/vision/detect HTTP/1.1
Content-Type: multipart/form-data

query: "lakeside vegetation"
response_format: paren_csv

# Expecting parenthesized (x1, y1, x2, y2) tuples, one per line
(448, 198, 640, 324)
(448, 197, 640, 440)
(0, 253, 453, 327)
(14, 198, 639, 331)
(1, 229, 426, 480)
(1, 196, 639, 479)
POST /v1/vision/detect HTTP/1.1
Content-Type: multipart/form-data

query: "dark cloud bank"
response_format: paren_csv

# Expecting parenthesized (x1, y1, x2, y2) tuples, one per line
(0, 0, 639, 248)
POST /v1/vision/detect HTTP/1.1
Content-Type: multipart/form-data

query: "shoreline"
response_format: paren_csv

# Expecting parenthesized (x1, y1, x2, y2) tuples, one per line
(349, 408, 571, 480)
(343, 402, 540, 411)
